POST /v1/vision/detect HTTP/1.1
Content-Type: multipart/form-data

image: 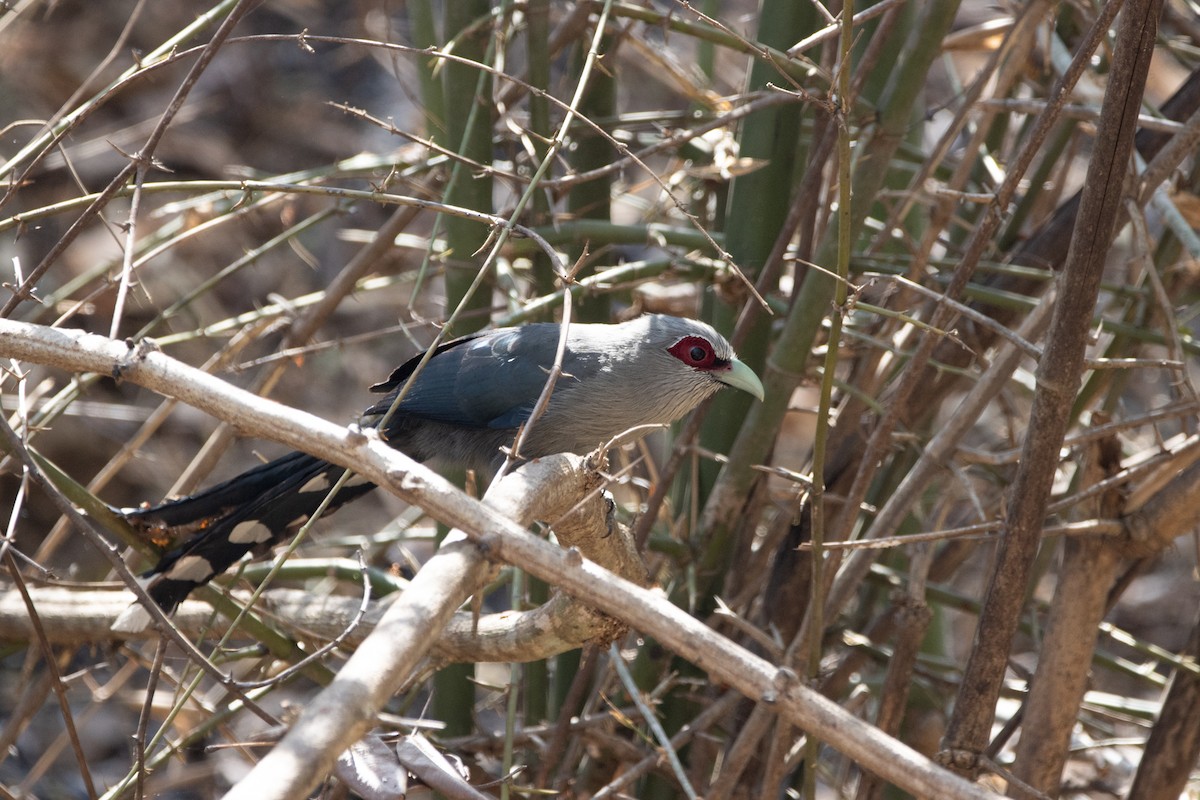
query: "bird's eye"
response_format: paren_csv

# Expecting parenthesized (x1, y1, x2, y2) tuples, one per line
(668, 336, 721, 369)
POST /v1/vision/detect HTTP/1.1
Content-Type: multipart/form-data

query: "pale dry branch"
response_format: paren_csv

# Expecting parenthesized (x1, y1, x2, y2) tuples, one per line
(0, 316, 1004, 800)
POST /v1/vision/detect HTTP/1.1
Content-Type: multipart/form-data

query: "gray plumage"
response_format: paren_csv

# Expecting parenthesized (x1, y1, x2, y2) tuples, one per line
(368, 314, 761, 469)
(116, 314, 764, 618)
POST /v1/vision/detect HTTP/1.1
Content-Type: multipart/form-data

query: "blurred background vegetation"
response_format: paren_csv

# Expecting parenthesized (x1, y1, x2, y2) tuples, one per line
(1, 0, 1199, 797)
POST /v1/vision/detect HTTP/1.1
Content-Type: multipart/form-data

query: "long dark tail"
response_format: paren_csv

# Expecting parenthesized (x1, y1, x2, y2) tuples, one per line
(122, 452, 376, 613)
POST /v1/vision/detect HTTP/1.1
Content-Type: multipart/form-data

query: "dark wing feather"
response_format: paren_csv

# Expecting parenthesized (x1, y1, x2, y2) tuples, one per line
(367, 331, 487, 395)
(365, 324, 583, 431)
(124, 450, 319, 529)
(131, 453, 376, 613)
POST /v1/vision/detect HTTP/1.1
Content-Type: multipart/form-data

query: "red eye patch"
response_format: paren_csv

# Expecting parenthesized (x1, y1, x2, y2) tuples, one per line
(668, 336, 723, 370)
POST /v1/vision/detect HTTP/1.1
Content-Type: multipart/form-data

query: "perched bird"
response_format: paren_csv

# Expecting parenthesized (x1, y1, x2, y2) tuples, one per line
(116, 314, 764, 620)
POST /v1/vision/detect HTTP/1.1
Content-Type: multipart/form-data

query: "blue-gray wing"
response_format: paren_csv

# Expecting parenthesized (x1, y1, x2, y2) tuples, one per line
(366, 324, 596, 430)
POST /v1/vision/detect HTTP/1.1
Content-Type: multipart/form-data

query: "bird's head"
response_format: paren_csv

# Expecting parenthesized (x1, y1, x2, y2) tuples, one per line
(640, 314, 764, 401)
(508, 314, 765, 457)
(662, 329, 765, 403)
(601, 315, 765, 429)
